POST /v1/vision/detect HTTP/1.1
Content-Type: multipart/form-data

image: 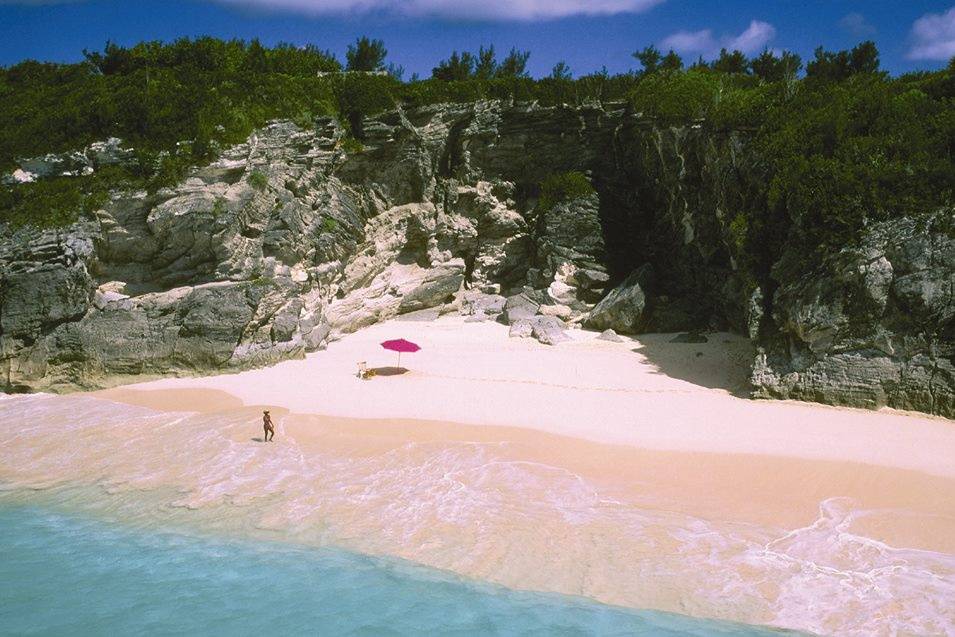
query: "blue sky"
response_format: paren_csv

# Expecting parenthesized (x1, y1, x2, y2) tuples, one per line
(1, 1, 953, 76)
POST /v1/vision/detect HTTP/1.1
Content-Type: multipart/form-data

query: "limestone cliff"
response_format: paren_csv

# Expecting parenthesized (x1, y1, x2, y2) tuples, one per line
(1, 101, 952, 417)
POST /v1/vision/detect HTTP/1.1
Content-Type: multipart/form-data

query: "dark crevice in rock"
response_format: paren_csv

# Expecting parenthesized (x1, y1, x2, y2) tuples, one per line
(439, 116, 472, 179)
(462, 253, 476, 287)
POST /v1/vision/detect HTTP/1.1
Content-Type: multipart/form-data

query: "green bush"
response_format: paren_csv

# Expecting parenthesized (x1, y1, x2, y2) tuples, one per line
(332, 73, 399, 137)
(248, 170, 268, 191)
(339, 137, 364, 154)
(0, 176, 108, 228)
(211, 197, 227, 219)
(727, 212, 750, 265)
(1, 37, 953, 245)
(538, 171, 596, 212)
(629, 70, 723, 123)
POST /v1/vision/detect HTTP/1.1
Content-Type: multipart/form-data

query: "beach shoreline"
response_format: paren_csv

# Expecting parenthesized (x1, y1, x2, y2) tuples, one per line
(82, 385, 955, 554)
(4, 315, 955, 635)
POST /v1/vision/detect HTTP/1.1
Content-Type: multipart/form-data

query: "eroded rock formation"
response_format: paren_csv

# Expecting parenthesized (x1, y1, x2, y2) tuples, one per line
(1, 101, 952, 417)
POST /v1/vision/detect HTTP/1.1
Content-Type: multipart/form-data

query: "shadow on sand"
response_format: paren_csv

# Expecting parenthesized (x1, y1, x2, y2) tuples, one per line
(368, 366, 410, 377)
(630, 333, 755, 398)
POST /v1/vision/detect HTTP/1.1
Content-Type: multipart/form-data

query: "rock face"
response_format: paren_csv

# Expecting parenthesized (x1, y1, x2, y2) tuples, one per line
(752, 212, 955, 416)
(532, 194, 609, 312)
(1, 101, 952, 418)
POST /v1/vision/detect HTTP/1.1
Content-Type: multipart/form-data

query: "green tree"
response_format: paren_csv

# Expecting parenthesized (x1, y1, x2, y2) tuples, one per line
(497, 48, 530, 78)
(244, 39, 269, 74)
(780, 51, 802, 80)
(660, 50, 683, 73)
(751, 50, 778, 82)
(689, 55, 708, 71)
(386, 62, 405, 81)
(849, 40, 880, 74)
(475, 45, 497, 79)
(807, 47, 848, 81)
(630, 70, 722, 122)
(550, 61, 572, 80)
(750, 50, 801, 82)
(432, 51, 475, 81)
(346, 37, 387, 72)
(83, 41, 128, 75)
(268, 42, 340, 75)
(712, 49, 749, 74)
(806, 42, 879, 81)
(633, 45, 661, 74)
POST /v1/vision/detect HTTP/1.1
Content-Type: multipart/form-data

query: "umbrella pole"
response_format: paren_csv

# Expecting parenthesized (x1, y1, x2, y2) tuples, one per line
(398, 352, 401, 368)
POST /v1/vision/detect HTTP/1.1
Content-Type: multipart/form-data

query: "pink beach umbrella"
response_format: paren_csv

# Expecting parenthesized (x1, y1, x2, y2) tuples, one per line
(380, 338, 421, 368)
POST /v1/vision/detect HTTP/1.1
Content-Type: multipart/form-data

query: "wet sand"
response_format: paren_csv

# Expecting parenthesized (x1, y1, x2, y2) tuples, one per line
(81, 391, 955, 552)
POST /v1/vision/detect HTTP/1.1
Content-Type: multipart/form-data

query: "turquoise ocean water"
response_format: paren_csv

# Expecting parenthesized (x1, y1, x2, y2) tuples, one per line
(0, 504, 790, 636)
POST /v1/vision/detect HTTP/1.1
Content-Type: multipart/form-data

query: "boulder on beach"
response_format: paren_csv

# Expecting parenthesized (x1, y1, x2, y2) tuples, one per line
(531, 315, 570, 345)
(509, 319, 534, 338)
(508, 315, 569, 345)
(460, 291, 506, 321)
(584, 265, 653, 334)
(503, 292, 541, 323)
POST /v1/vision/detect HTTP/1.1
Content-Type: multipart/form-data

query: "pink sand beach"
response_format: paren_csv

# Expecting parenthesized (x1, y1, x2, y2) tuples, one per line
(3, 316, 954, 635)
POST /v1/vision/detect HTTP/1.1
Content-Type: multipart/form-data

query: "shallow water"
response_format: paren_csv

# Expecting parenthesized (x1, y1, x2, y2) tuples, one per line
(2, 393, 953, 635)
(0, 503, 785, 636)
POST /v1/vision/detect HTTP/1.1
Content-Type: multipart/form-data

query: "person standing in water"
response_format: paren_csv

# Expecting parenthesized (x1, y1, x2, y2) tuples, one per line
(263, 410, 274, 442)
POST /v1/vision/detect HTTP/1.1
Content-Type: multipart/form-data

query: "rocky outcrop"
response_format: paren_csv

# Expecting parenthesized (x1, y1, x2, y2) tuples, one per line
(0, 108, 578, 389)
(2, 138, 135, 184)
(531, 194, 609, 315)
(585, 265, 653, 334)
(1, 101, 952, 417)
(503, 292, 541, 323)
(752, 211, 955, 415)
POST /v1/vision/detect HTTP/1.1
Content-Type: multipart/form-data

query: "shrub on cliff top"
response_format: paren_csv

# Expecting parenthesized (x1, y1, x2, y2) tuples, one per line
(2, 37, 953, 242)
(0, 176, 108, 228)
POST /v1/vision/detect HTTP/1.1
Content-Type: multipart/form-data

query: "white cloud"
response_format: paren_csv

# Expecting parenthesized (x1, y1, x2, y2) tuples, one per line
(908, 7, 955, 60)
(213, 0, 664, 20)
(661, 28, 716, 54)
(726, 20, 775, 53)
(661, 19, 775, 57)
(1, 0, 664, 19)
(839, 12, 876, 36)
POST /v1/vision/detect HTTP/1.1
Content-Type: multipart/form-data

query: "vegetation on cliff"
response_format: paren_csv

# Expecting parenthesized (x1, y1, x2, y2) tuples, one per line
(1, 37, 954, 280)
(537, 172, 597, 213)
